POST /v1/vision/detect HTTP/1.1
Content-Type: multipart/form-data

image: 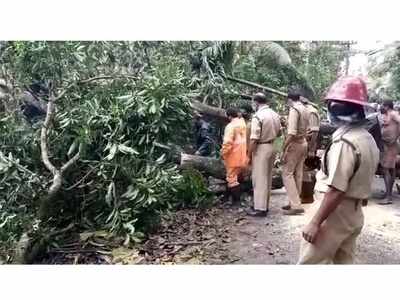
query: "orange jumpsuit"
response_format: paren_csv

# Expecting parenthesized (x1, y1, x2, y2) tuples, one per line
(221, 117, 248, 188)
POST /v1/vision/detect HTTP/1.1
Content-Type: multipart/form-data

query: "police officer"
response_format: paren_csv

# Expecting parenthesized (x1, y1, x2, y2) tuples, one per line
(240, 103, 254, 148)
(298, 77, 379, 264)
(246, 92, 281, 217)
(301, 96, 320, 157)
(281, 88, 310, 215)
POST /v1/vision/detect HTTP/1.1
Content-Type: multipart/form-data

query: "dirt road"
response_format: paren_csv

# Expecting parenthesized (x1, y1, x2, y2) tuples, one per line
(222, 177, 400, 264)
(141, 177, 400, 265)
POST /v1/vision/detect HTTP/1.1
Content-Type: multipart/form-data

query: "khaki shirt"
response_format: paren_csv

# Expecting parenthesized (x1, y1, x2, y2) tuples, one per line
(250, 105, 281, 142)
(381, 110, 400, 145)
(245, 120, 251, 148)
(287, 101, 309, 137)
(314, 125, 380, 199)
(306, 104, 320, 133)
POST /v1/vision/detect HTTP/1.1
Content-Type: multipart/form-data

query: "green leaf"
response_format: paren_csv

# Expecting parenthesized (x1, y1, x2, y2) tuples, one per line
(105, 182, 115, 206)
(155, 153, 166, 164)
(149, 103, 157, 114)
(67, 141, 77, 157)
(118, 144, 139, 155)
(105, 144, 118, 160)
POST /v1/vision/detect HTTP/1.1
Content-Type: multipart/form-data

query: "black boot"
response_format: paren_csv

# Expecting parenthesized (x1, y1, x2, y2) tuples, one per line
(229, 185, 242, 206)
(246, 207, 268, 217)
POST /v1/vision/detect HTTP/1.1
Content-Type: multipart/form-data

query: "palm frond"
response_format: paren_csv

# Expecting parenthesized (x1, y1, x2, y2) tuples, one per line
(263, 42, 292, 66)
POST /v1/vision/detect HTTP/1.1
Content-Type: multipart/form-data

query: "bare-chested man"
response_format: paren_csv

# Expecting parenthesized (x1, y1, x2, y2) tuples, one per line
(380, 100, 400, 205)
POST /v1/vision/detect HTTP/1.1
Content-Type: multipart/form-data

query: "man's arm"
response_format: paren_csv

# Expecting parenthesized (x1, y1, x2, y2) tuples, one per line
(221, 125, 234, 160)
(282, 107, 298, 156)
(282, 134, 295, 154)
(248, 139, 257, 163)
(308, 131, 319, 156)
(302, 141, 356, 243)
(302, 186, 345, 243)
(248, 117, 261, 162)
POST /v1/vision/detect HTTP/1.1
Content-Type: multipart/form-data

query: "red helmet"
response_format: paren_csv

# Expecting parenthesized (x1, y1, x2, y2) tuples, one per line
(324, 76, 371, 107)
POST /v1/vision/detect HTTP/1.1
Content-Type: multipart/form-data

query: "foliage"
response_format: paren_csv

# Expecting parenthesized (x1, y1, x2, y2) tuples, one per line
(367, 43, 400, 100)
(0, 40, 350, 261)
(0, 42, 199, 260)
(294, 41, 348, 100)
(174, 169, 215, 209)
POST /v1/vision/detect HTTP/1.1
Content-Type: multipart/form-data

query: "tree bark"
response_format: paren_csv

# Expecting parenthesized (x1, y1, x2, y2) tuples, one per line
(190, 99, 228, 122)
(225, 75, 318, 108)
(39, 90, 81, 220)
(191, 100, 332, 134)
(180, 153, 283, 190)
(181, 153, 226, 178)
(225, 75, 288, 97)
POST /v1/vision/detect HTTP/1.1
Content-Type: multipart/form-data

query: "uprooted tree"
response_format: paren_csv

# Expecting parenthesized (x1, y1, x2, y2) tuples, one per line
(0, 41, 349, 263)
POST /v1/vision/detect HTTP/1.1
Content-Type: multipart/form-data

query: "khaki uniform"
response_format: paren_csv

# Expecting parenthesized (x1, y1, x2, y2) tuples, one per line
(298, 125, 379, 264)
(241, 120, 253, 182)
(381, 110, 400, 169)
(282, 101, 309, 209)
(250, 105, 281, 211)
(305, 104, 320, 155)
(221, 117, 248, 188)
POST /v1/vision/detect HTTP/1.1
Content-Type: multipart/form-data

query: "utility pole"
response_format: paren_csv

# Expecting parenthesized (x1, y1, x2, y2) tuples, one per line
(344, 41, 351, 75)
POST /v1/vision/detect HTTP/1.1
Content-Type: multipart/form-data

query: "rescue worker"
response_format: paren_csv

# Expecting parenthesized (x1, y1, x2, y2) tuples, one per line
(20, 81, 48, 124)
(379, 100, 400, 205)
(246, 93, 281, 217)
(221, 107, 248, 205)
(281, 88, 310, 215)
(298, 76, 379, 264)
(301, 96, 320, 157)
(194, 113, 214, 156)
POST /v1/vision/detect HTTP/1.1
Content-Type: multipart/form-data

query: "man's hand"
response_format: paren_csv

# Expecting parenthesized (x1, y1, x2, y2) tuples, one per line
(247, 155, 252, 165)
(302, 221, 320, 244)
(280, 150, 287, 164)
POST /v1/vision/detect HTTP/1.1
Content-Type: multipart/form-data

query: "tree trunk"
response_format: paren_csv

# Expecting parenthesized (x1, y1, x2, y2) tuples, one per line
(191, 100, 332, 135)
(180, 153, 283, 189)
(225, 75, 288, 97)
(190, 100, 228, 122)
(181, 153, 226, 178)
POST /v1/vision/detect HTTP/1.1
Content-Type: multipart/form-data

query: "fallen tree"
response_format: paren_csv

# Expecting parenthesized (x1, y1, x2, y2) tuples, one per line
(190, 99, 228, 122)
(224, 75, 318, 108)
(191, 99, 334, 135)
(180, 153, 284, 190)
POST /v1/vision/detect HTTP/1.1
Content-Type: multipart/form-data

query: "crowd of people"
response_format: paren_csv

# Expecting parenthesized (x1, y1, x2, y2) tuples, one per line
(195, 76, 400, 264)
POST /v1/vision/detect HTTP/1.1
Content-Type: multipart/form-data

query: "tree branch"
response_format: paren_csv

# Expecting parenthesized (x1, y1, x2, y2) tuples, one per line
(55, 74, 138, 100)
(225, 75, 287, 97)
(225, 75, 319, 108)
(61, 143, 82, 173)
(78, 75, 137, 84)
(40, 92, 57, 175)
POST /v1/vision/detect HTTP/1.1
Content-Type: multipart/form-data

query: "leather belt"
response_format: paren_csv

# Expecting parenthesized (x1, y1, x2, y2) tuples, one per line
(354, 199, 368, 210)
(292, 135, 306, 142)
(257, 140, 273, 144)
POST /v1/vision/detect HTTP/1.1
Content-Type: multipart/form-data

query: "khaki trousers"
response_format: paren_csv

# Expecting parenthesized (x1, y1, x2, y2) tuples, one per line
(282, 140, 307, 209)
(298, 192, 364, 264)
(252, 143, 275, 211)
